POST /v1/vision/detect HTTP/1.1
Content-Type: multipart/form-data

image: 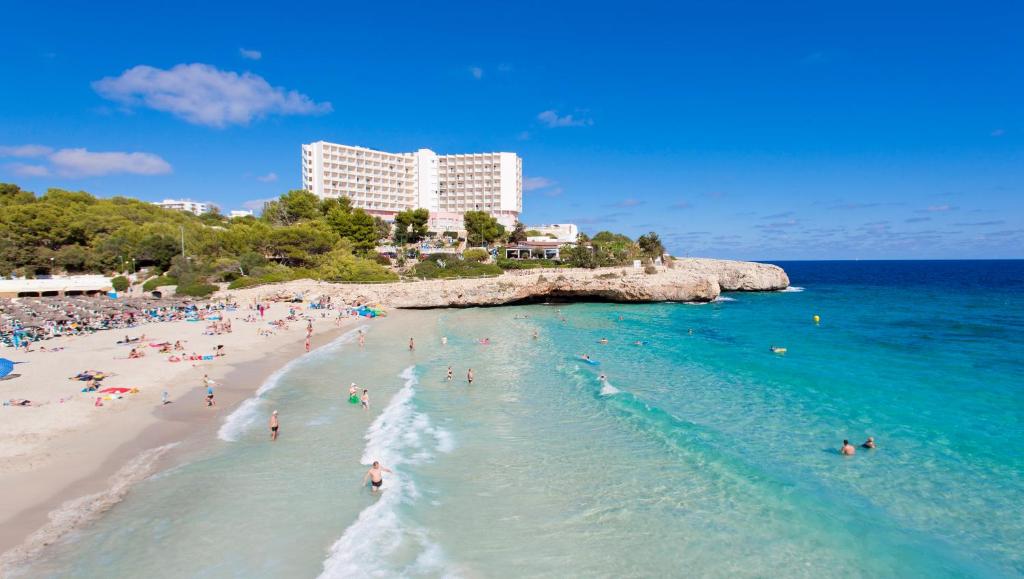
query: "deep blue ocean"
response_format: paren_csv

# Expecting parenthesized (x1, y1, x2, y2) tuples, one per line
(22, 260, 1024, 578)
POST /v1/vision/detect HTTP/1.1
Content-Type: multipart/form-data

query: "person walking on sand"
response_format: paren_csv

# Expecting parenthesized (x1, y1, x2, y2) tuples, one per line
(840, 440, 856, 456)
(362, 461, 392, 493)
(360, 389, 369, 410)
(305, 336, 311, 352)
(270, 410, 280, 441)
(408, 337, 415, 351)
(358, 331, 365, 347)
(467, 368, 474, 384)
(203, 375, 216, 407)
(447, 366, 453, 382)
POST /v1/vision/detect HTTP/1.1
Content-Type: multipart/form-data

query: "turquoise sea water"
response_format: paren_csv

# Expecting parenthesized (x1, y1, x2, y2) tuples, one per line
(20, 261, 1024, 578)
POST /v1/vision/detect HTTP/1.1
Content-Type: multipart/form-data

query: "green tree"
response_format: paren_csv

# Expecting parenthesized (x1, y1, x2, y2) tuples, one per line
(316, 247, 397, 282)
(262, 190, 321, 225)
(463, 211, 504, 247)
(373, 216, 391, 242)
(637, 232, 666, 259)
(266, 223, 339, 267)
(111, 276, 130, 292)
(327, 207, 379, 254)
(509, 221, 527, 244)
(395, 208, 429, 244)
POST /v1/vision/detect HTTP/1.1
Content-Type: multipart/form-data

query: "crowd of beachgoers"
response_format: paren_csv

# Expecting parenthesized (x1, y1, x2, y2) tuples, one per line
(0, 297, 240, 349)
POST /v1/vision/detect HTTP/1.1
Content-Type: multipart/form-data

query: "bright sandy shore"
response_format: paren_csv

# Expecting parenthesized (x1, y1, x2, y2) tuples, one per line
(0, 302, 374, 570)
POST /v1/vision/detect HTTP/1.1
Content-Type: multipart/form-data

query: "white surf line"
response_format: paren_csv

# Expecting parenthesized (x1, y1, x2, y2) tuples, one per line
(218, 324, 368, 442)
(319, 366, 457, 578)
(0, 443, 179, 577)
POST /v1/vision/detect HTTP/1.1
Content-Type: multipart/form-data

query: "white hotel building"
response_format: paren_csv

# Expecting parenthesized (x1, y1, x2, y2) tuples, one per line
(152, 199, 214, 215)
(301, 141, 522, 230)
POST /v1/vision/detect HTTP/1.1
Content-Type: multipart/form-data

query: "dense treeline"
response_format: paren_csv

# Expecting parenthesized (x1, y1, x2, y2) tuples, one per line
(0, 183, 669, 292)
(0, 184, 396, 291)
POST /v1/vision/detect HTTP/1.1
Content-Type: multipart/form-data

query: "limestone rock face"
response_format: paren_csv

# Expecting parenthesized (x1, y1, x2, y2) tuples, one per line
(668, 258, 790, 291)
(220, 259, 788, 308)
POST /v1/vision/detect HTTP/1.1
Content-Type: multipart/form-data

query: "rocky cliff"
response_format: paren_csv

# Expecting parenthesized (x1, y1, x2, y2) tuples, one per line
(221, 258, 789, 308)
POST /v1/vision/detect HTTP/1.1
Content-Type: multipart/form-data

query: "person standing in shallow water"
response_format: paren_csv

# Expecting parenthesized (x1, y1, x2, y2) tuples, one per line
(408, 337, 415, 351)
(362, 461, 392, 493)
(446, 366, 453, 381)
(361, 389, 369, 410)
(467, 368, 474, 384)
(269, 410, 279, 441)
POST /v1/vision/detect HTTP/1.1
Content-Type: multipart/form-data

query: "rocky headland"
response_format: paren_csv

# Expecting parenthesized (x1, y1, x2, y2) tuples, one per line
(219, 258, 789, 308)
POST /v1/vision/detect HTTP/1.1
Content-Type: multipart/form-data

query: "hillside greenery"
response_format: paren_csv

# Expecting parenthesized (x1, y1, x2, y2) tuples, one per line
(0, 184, 396, 288)
(0, 183, 668, 287)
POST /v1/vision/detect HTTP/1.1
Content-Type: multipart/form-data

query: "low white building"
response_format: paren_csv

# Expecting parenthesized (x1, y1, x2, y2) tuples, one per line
(0, 275, 113, 298)
(229, 210, 254, 218)
(526, 223, 578, 243)
(153, 199, 214, 216)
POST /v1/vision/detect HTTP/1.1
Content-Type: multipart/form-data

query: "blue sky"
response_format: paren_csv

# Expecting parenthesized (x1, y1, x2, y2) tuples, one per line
(1, 1, 1020, 259)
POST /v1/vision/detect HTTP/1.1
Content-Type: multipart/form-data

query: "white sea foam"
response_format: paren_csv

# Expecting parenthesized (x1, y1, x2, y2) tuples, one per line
(319, 366, 457, 578)
(600, 380, 622, 396)
(779, 286, 805, 293)
(218, 325, 367, 442)
(712, 296, 737, 302)
(0, 443, 179, 576)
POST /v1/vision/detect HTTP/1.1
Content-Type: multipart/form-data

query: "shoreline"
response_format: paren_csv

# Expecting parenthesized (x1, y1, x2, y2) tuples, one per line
(0, 309, 372, 574)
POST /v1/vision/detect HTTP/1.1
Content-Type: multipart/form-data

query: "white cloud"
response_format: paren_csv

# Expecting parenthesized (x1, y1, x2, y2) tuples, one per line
(93, 63, 332, 127)
(607, 197, 644, 208)
(49, 148, 172, 177)
(469, 66, 483, 80)
(524, 176, 555, 191)
(5, 163, 50, 177)
(239, 48, 262, 60)
(0, 144, 53, 158)
(256, 172, 278, 183)
(537, 109, 593, 128)
(1, 146, 172, 178)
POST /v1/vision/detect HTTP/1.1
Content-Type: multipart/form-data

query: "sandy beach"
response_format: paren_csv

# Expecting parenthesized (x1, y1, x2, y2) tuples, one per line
(0, 301, 373, 571)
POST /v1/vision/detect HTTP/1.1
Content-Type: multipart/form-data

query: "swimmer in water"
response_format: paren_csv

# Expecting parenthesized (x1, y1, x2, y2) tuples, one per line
(598, 338, 608, 344)
(581, 353, 590, 360)
(532, 329, 538, 339)
(362, 461, 392, 493)
(446, 366, 453, 381)
(599, 373, 607, 381)
(840, 440, 856, 456)
(408, 337, 415, 351)
(634, 340, 643, 346)
(861, 437, 876, 449)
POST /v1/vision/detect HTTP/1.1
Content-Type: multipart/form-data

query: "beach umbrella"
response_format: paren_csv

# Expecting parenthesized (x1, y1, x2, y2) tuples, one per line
(0, 358, 15, 379)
